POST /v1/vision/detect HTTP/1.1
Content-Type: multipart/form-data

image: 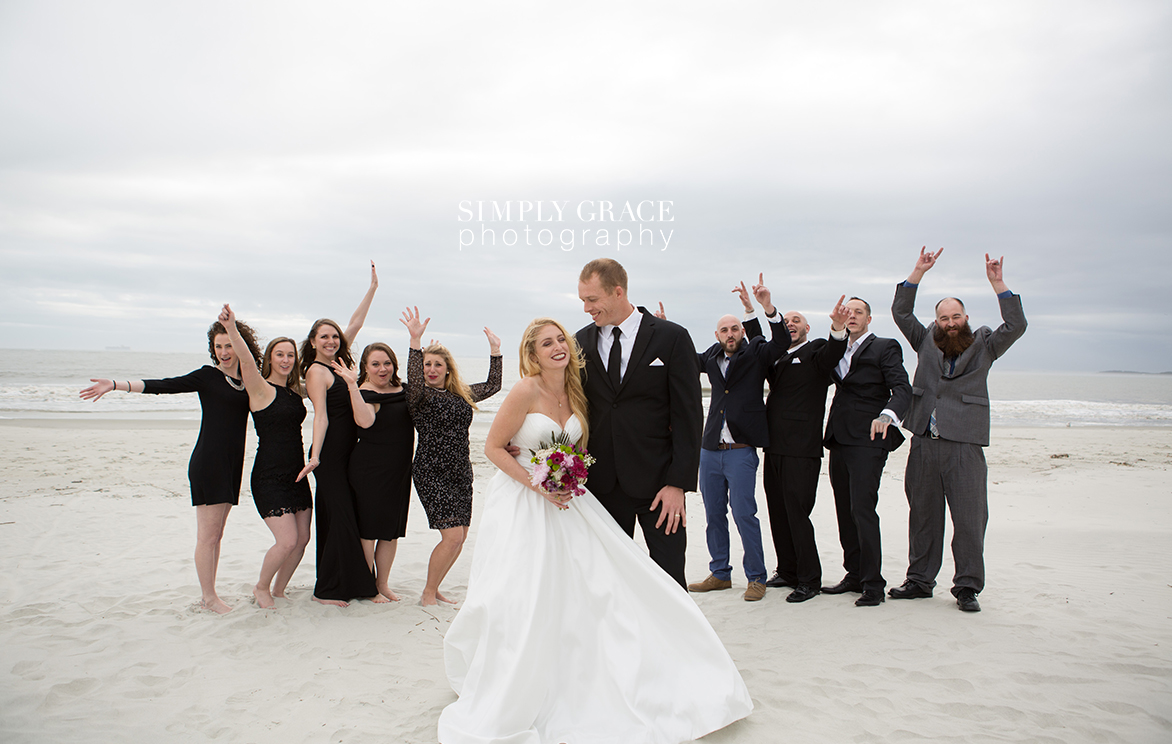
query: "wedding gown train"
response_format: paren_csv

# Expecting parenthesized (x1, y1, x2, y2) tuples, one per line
(439, 413, 752, 744)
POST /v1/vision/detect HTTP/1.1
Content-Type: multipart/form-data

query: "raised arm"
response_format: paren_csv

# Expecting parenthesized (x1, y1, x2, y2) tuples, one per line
(220, 304, 274, 411)
(332, 360, 376, 429)
(470, 327, 503, 402)
(893, 248, 938, 347)
(343, 260, 379, 345)
(986, 254, 1027, 358)
(812, 295, 851, 374)
(80, 378, 145, 400)
(750, 273, 789, 360)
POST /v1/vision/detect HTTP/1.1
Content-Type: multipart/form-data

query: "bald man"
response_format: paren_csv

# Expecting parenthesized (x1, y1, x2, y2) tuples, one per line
(761, 300, 850, 603)
(679, 276, 790, 601)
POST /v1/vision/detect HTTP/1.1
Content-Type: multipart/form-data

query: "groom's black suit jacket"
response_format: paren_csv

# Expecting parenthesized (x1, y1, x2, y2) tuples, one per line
(576, 307, 703, 501)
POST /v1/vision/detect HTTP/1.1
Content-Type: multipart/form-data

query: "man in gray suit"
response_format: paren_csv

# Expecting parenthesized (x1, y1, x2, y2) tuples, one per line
(888, 248, 1027, 612)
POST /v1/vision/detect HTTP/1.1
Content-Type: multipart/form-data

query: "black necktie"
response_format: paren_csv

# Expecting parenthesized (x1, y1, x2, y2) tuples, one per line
(608, 327, 623, 388)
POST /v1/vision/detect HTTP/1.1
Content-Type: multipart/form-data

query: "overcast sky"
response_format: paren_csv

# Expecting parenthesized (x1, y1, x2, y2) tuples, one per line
(2, 1, 1169, 372)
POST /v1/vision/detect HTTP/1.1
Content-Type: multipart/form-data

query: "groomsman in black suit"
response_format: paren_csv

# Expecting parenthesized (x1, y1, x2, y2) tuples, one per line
(821, 297, 912, 607)
(761, 298, 850, 603)
(576, 258, 703, 588)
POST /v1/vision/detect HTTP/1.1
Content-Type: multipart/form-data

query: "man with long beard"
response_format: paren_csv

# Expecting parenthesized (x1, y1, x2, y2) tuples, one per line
(889, 247, 1027, 612)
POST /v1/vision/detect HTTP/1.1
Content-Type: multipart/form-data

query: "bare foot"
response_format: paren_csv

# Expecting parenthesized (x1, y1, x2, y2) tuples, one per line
(374, 585, 400, 603)
(200, 597, 233, 614)
(313, 595, 349, 607)
(253, 586, 275, 609)
(421, 590, 457, 607)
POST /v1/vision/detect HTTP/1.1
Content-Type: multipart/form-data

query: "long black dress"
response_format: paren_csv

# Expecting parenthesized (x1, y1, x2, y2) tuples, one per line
(407, 349, 502, 530)
(349, 389, 414, 541)
(249, 383, 313, 519)
(143, 365, 249, 506)
(310, 361, 377, 601)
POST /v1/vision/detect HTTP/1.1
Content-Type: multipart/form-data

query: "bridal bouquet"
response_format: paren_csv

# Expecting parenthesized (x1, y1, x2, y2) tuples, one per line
(529, 431, 596, 497)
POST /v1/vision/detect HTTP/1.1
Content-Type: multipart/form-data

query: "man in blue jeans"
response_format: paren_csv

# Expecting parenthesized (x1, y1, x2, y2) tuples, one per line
(670, 275, 790, 601)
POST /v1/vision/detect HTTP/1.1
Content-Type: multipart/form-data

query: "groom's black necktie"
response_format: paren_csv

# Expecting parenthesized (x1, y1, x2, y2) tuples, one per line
(608, 327, 623, 389)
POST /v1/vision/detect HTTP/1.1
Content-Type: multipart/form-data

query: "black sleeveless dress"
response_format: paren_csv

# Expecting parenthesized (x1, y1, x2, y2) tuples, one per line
(249, 383, 313, 519)
(143, 366, 249, 506)
(349, 389, 414, 541)
(310, 361, 376, 601)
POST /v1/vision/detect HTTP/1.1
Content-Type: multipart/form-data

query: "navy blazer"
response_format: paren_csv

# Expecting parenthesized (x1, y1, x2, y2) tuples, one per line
(823, 334, 912, 452)
(697, 315, 790, 450)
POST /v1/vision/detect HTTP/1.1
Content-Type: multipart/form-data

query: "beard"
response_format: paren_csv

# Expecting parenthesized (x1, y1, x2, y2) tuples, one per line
(934, 321, 975, 358)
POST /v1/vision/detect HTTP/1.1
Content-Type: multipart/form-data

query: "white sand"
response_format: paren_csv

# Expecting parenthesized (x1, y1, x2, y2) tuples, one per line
(2, 419, 1170, 743)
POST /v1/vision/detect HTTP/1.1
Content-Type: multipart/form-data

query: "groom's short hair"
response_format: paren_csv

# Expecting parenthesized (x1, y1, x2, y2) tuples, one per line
(580, 258, 628, 295)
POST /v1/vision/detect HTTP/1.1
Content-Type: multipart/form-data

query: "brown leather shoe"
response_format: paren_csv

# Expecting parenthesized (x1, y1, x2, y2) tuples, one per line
(743, 580, 766, 602)
(687, 574, 733, 593)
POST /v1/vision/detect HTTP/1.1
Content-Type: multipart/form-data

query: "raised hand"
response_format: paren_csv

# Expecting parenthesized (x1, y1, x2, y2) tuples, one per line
(751, 272, 774, 315)
(484, 327, 501, 355)
(399, 306, 430, 348)
(219, 303, 237, 327)
(829, 294, 849, 331)
(909, 246, 944, 283)
(654, 301, 667, 320)
(369, 260, 378, 291)
(330, 359, 359, 387)
(732, 282, 753, 314)
(986, 253, 1005, 283)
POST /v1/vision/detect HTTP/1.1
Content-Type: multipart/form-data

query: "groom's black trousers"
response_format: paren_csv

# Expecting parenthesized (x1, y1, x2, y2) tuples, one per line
(594, 485, 688, 589)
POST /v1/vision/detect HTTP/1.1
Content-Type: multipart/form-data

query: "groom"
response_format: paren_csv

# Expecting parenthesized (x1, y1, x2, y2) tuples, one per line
(576, 258, 703, 588)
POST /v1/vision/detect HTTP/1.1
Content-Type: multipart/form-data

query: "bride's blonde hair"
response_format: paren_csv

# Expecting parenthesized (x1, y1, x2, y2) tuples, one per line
(518, 318, 589, 448)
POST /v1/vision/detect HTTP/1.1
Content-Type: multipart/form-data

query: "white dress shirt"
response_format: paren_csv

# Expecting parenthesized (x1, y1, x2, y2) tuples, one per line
(597, 306, 644, 382)
(835, 330, 901, 425)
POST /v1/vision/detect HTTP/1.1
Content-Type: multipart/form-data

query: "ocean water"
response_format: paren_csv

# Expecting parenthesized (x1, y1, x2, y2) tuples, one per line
(1, 350, 1170, 427)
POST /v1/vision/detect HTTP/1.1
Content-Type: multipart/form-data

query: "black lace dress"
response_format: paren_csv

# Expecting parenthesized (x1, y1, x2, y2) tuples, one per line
(407, 349, 502, 530)
(310, 361, 377, 601)
(249, 383, 313, 519)
(142, 365, 249, 506)
(349, 389, 414, 541)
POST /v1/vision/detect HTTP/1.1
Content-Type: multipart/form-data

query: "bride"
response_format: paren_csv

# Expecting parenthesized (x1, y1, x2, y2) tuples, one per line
(438, 318, 752, 744)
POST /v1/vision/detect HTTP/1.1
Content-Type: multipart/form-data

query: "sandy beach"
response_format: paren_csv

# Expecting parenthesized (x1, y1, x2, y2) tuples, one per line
(2, 418, 1170, 743)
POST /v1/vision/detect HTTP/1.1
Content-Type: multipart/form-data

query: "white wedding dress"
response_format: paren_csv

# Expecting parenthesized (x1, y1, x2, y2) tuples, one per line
(439, 413, 753, 744)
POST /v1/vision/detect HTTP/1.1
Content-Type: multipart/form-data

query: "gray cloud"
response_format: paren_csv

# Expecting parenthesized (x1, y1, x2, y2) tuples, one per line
(1, 1, 1169, 372)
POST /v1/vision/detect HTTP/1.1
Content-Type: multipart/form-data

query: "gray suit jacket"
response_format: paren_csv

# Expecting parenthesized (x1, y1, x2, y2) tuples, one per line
(892, 283, 1026, 447)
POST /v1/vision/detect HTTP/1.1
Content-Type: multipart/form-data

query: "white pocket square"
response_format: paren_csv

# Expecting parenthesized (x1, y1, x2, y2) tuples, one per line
(790, 357, 802, 364)
(649, 357, 665, 367)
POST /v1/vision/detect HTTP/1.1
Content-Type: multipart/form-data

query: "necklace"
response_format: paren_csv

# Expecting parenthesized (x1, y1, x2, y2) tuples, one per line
(223, 372, 245, 391)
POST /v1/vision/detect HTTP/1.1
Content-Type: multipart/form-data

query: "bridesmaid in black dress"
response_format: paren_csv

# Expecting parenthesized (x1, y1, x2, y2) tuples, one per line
(220, 304, 313, 609)
(333, 342, 414, 603)
(80, 315, 263, 614)
(400, 306, 502, 606)
(297, 262, 380, 607)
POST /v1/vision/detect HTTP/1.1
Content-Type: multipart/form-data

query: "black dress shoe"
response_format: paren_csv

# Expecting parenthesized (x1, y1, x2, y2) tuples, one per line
(786, 584, 820, 603)
(821, 577, 863, 594)
(855, 589, 885, 607)
(956, 588, 981, 612)
(888, 580, 933, 600)
(765, 571, 795, 589)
